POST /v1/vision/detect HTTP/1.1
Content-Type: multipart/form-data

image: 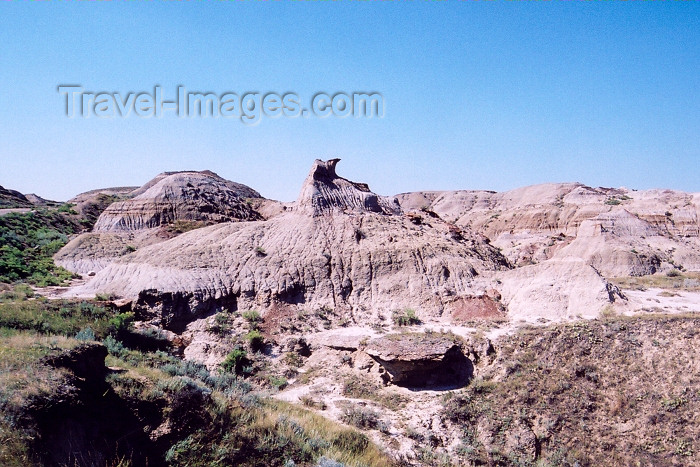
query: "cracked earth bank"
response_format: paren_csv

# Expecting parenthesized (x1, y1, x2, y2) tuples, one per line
(53, 159, 700, 465)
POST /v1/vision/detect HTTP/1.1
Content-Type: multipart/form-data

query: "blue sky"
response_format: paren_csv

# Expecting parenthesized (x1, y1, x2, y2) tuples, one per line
(0, 1, 698, 201)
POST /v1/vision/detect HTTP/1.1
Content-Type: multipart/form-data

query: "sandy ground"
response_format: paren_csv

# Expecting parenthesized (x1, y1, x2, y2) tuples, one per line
(622, 287, 700, 314)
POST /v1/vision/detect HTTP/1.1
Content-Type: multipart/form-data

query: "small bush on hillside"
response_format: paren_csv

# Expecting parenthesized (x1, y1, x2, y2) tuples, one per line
(340, 405, 383, 430)
(208, 312, 231, 335)
(392, 308, 421, 326)
(243, 310, 262, 324)
(75, 327, 95, 341)
(107, 312, 134, 338)
(246, 329, 265, 351)
(221, 348, 252, 376)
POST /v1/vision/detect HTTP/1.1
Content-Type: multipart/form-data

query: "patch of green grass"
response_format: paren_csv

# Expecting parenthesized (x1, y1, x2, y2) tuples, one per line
(611, 272, 700, 292)
(0, 299, 113, 338)
(0, 210, 81, 285)
(0, 294, 395, 467)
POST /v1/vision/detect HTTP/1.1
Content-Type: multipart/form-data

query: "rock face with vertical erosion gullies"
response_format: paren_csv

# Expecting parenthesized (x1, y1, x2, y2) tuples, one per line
(296, 159, 401, 216)
(93, 170, 263, 232)
(67, 160, 509, 330)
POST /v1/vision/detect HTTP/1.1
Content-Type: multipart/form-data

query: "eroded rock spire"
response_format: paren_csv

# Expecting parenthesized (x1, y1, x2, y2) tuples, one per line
(295, 159, 401, 216)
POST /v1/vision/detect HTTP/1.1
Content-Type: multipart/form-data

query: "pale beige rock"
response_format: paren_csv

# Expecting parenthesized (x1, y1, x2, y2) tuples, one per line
(397, 183, 700, 277)
(63, 160, 508, 330)
(94, 170, 262, 231)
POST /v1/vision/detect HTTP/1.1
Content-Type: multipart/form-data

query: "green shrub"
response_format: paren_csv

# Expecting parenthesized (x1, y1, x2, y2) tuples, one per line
(392, 308, 421, 326)
(268, 375, 288, 390)
(0, 299, 111, 337)
(331, 430, 369, 455)
(340, 405, 382, 430)
(208, 312, 231, 335)
(107, 312, 135, 337)
(95, 293, 116, 301)
(221, 348, 251, 375)
(246, 329, 265, 351)
(75, 327, 95, 341)
(13, 284, 34, 299)
(103, 335, 127, 357)
(0, 211, 80, 285)
(56, 203, 78, 214)
(242, 310, 262, 324)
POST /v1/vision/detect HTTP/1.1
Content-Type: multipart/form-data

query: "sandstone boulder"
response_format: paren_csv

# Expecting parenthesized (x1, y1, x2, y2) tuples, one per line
(364, 333, 472, 388)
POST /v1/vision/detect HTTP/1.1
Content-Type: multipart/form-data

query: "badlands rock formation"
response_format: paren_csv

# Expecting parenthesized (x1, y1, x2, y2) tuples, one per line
(94, 170, 262, 231)
(365, 333, 473, 388)
(55, 171, 265, 275)
(0, 185, 34, 209)
(68, 186, 137, 227)
(62, 160, 509, 330)
(398, 184, 700, 320)
(56, 160, 699, 331)
(296, 158, 401, 216)
(397, 184, 700, 277)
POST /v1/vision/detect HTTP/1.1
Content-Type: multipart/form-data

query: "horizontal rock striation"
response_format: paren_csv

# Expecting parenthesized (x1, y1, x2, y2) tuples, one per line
(397, 184, 700, 277)
(67, 160, 509, 329)
(93, 171, 263, 232)
(296, 159, 401, 216)
(365, 333, 473, 388)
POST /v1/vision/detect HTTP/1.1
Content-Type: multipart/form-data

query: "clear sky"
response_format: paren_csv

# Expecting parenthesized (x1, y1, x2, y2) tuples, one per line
(0, 1, 698, 202)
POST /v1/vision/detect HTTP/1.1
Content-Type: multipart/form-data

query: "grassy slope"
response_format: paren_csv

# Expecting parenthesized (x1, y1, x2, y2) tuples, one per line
(440, 315, 700, 466)
(0, 208, 83, 285)
(0, 295, 395, 467)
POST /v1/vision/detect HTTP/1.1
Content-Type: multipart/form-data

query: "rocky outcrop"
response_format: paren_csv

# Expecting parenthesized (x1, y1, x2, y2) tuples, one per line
(397, 184, 700, 277)
(93, 170, 263, 232)
(68, 186, 137, 229)
(65, 160, 509, 329)
(56, 171, 267, 275)
(364, 333, 472, 388)
(498, 259, 624, 323)
(296, 159, 401, 216)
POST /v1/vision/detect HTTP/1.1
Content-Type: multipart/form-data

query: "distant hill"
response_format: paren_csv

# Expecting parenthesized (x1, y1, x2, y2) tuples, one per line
(0, 185, 33, 209)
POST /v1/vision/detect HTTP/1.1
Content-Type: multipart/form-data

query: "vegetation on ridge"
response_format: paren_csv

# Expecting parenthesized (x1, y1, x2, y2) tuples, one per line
(0, 209, 82, 285)
(0, 293, 395, 467)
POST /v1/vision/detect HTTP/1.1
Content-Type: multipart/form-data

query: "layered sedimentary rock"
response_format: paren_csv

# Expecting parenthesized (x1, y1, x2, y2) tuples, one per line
(397, 184, 700, 277)
(365, 333, 473, 388)
(56, 171, 265, 275)
(68, 186, 137, 228)
(66, 160, 509, 330)
(94, 170, 262, 231)
(296, 159, 401, 216)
